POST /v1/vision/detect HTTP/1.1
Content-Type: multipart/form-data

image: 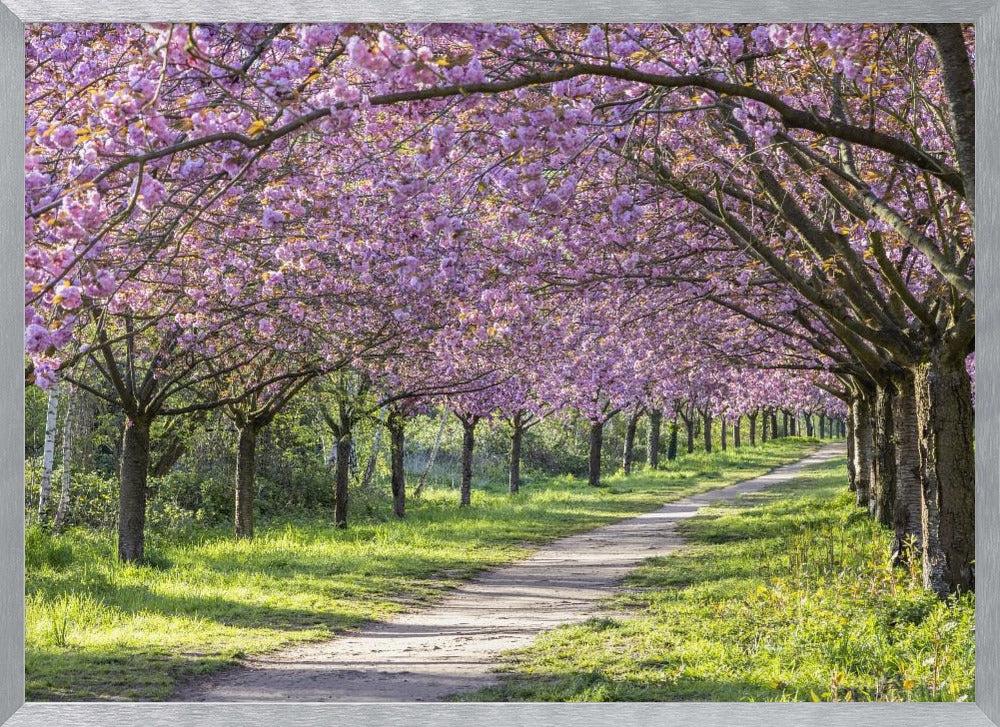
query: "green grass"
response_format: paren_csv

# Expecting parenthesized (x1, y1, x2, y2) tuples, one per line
(25, 438, 820, 701)
(456, 456, 975, 703)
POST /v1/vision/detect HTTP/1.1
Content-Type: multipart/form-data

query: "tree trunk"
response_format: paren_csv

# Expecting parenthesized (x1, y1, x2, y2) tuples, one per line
(846, 403, 857, 491)
(819, 413, 827, 438)
(770, 409, 778, 439)
(53, 387, 75, 531)
(334, 430, 351, 528)
(852, 395, 873, 511)
(889, 373, 924, 566)
(647, 410, 661, 469)
(460, 418, 476, 506)
(749, 412, 757, 446)
(38, 384, 60, 519)
(790, 413, 797, 437)
(588, 419, 604, 487)
(913, 352, 975, 596)
(805, 414, 814, 437)
(623, 410, 638, 474)
(667, 416, 678, 461)
(509, 421, 523, 494)
(720, 416, 727, 451)
(684, 415, 694, 454)
(871, 382, 897, 529)
(926, 24, 975, 220)
(235, 421, 257, 539)
(118, 415, 151, 563)
(702, 411, 712, 453)
(734, 415, 741, 448)
(388, 411, 406, 518)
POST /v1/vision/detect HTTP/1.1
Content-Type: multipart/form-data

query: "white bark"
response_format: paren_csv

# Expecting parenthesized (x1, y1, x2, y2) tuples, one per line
(38, 384, 61, 517)
(53, 387, 75, 530)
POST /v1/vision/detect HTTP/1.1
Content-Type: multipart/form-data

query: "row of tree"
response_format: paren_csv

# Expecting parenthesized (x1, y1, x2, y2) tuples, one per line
(25, 23, 974, 596)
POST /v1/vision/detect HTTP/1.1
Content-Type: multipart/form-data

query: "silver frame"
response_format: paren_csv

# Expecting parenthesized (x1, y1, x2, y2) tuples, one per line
(2, 4, 996, 726)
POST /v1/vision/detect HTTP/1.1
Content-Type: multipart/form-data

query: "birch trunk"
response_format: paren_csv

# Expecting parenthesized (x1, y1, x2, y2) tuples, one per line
(38, 384, 60, 519)
(53, 388, 75, 531)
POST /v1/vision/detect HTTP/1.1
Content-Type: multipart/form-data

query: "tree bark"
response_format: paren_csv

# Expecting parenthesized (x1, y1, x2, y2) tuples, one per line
(460, 417, 477, 506)
(647, 410, 661, 469)
(38, 384, 60, 518)
(748, 412, 757, 446)
(235, 421, 257, 539)
(852, 395, 873, 511)
(623, 410, 639, 474)
(588, 419, 604, 487)
(334, 430, 352, 527)
(733, 415, 741, 448)
(913, 351, 975, 596)
(53, 387, 75, 531)
(782, 410, 789, 438)
(805, 414, 814, 437)
(770, 409, 778, 440)
(871, 381, 897, 529)
(702, 410, 713, 453)
(667, 415, 678, 461)
(509, 419, 524, 494)
(925, 24, 975, 221)
(388, 411, 406, 517)
(846, 403, 857, 491)
(118, 415, 151, 562)
(891, 373, 924, 566)
(819, 413, 827, 438)
(720, 416, 727, 451)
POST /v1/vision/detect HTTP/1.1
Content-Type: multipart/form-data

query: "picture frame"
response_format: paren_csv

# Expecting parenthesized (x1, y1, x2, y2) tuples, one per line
(2, 4, 996, 726)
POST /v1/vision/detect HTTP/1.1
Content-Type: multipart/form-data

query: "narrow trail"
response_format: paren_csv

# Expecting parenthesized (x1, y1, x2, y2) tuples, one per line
(176, 444, 845, 703)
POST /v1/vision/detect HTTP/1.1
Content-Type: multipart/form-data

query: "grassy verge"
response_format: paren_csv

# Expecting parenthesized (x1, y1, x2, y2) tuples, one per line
(25, 438, 820, 701)
(456, 455, 974, 703)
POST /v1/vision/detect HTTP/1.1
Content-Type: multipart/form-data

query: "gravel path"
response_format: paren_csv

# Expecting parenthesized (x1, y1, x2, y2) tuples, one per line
(176, 444, 845, 703)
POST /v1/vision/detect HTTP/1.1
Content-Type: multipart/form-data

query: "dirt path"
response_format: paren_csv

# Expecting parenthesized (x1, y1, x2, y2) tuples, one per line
(176, 444, 845, 703)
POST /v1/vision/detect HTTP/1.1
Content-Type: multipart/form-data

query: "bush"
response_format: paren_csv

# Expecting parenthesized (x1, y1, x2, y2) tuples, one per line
(25, 459, 118, 530)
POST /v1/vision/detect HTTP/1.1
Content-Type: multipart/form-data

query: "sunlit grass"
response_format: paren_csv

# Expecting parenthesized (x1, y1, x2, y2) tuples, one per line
(25, 438, 820, 701)
(456, 456, 975, 703)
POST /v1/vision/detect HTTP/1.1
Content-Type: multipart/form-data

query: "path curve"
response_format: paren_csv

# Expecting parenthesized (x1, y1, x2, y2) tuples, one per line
(176, 444, 845, 703)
